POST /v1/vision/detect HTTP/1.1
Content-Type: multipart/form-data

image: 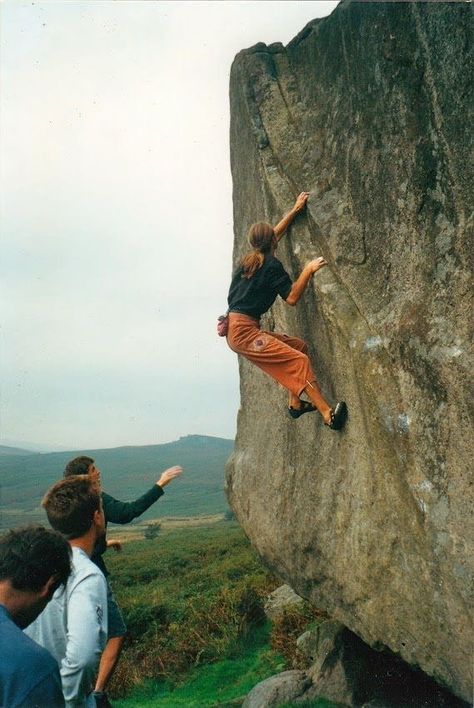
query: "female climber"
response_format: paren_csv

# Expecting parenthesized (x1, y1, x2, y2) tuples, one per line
(226, 191, 347, 430)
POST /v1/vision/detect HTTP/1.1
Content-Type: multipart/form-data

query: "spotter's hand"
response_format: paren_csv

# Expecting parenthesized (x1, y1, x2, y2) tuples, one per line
(157, 465, 183, 488)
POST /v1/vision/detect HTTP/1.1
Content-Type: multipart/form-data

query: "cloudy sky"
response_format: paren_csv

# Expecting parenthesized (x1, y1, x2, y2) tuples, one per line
(0, 0, 338, 451)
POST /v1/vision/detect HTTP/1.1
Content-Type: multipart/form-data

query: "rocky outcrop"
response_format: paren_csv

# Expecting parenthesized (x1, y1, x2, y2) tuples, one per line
(226, 1, 473, 702)
(245, 621, 468, 707)
(299, 620, 468, 707)
(242, 671, 310, 708)
(264, 584, 304, 620)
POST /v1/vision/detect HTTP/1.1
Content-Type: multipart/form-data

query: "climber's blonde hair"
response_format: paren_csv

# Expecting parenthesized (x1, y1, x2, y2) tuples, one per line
(241, 222, 275, 279)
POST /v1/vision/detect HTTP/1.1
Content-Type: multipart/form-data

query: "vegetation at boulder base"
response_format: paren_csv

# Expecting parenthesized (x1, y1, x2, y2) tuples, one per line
(105, 519, 332, 706)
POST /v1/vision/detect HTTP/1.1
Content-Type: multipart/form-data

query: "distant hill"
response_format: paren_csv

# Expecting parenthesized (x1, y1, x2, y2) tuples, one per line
(0, 435, 234, 531)
(0, 438, 68, 453)
(0, 445, 35, 456)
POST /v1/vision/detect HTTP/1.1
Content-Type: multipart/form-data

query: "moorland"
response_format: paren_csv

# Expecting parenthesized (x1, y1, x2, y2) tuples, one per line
(0, 434, 233, 531)
(105, 519, 334, 707)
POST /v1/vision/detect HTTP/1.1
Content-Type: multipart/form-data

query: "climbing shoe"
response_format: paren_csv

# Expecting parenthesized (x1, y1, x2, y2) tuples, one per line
(326, 401, 347, 430)
(288, 400, 317, 419)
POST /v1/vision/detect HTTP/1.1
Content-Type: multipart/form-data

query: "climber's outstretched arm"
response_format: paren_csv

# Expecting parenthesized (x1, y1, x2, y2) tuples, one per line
(285, 257, 327, 306)
(274, 191, 309, 241)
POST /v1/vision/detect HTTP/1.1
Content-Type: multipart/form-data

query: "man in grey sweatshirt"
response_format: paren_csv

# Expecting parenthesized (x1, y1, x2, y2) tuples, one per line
(26, 475, 108, 708)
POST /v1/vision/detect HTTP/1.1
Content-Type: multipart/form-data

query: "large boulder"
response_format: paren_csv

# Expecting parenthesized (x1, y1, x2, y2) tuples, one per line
(226, 1, 473, 702)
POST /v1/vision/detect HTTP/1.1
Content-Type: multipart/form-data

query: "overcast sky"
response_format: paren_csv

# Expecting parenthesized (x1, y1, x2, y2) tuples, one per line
(0, 0, 338, 451)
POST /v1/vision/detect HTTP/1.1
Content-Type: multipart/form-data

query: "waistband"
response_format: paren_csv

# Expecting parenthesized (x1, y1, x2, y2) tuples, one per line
(228, 312, 260, 325)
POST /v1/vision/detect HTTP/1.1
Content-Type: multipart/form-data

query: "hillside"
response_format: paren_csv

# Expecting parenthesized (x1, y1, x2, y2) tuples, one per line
(0, 445, 35, 456)
(0, 435, 233, 531)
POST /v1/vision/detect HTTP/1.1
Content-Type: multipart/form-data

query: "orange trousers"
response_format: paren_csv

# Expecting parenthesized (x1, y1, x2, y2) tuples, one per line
(226, 312, 317, 397)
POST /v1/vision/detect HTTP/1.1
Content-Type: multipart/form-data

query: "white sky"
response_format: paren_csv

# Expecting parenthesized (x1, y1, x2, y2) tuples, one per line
(0, 0, 338, 451)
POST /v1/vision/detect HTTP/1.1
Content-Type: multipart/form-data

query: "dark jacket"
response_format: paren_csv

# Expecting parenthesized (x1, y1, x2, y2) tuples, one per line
(92, 485, 164, 576)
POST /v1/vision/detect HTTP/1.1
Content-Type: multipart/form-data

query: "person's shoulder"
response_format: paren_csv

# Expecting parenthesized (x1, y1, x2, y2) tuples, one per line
(22, 632, 59, 671)
(0, 616, 57, 670)
(265, 255, 285, 271)
(0, 623, 63, 708)
(101, 490, 117, 505)
(71, 547, 105, 583)
(265, 254, 281, 265)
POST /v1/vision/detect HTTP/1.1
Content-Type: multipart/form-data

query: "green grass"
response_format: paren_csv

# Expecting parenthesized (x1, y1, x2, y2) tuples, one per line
(114, 624, 285, 707)
(106, 521, 339, 708)
(279, 703, 343, 708)
(107, 521, 278, 697)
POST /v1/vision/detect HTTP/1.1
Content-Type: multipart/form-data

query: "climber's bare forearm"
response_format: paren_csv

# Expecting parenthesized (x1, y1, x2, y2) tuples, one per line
(285, 266, 314, 306)
(274, 209, 298, 241)
(273, 191, 310, 240)
(285, 257, 327, 306)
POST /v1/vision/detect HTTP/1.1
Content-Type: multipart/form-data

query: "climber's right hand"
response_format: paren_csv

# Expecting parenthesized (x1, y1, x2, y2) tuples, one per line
(309, 257, 327, 274)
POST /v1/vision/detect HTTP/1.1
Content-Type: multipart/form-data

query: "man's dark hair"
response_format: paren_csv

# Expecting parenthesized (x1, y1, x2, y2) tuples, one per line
(64, 455, 94, 477)
(42, 476, 101, 540)
(0, 525, 71, 592)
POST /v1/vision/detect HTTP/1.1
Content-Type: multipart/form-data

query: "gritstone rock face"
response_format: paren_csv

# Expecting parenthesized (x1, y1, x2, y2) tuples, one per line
(226, 1, 473, 702)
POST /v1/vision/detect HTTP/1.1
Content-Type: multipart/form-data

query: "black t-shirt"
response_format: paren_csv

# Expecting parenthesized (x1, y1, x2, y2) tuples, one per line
(227, 254, 293, 319)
